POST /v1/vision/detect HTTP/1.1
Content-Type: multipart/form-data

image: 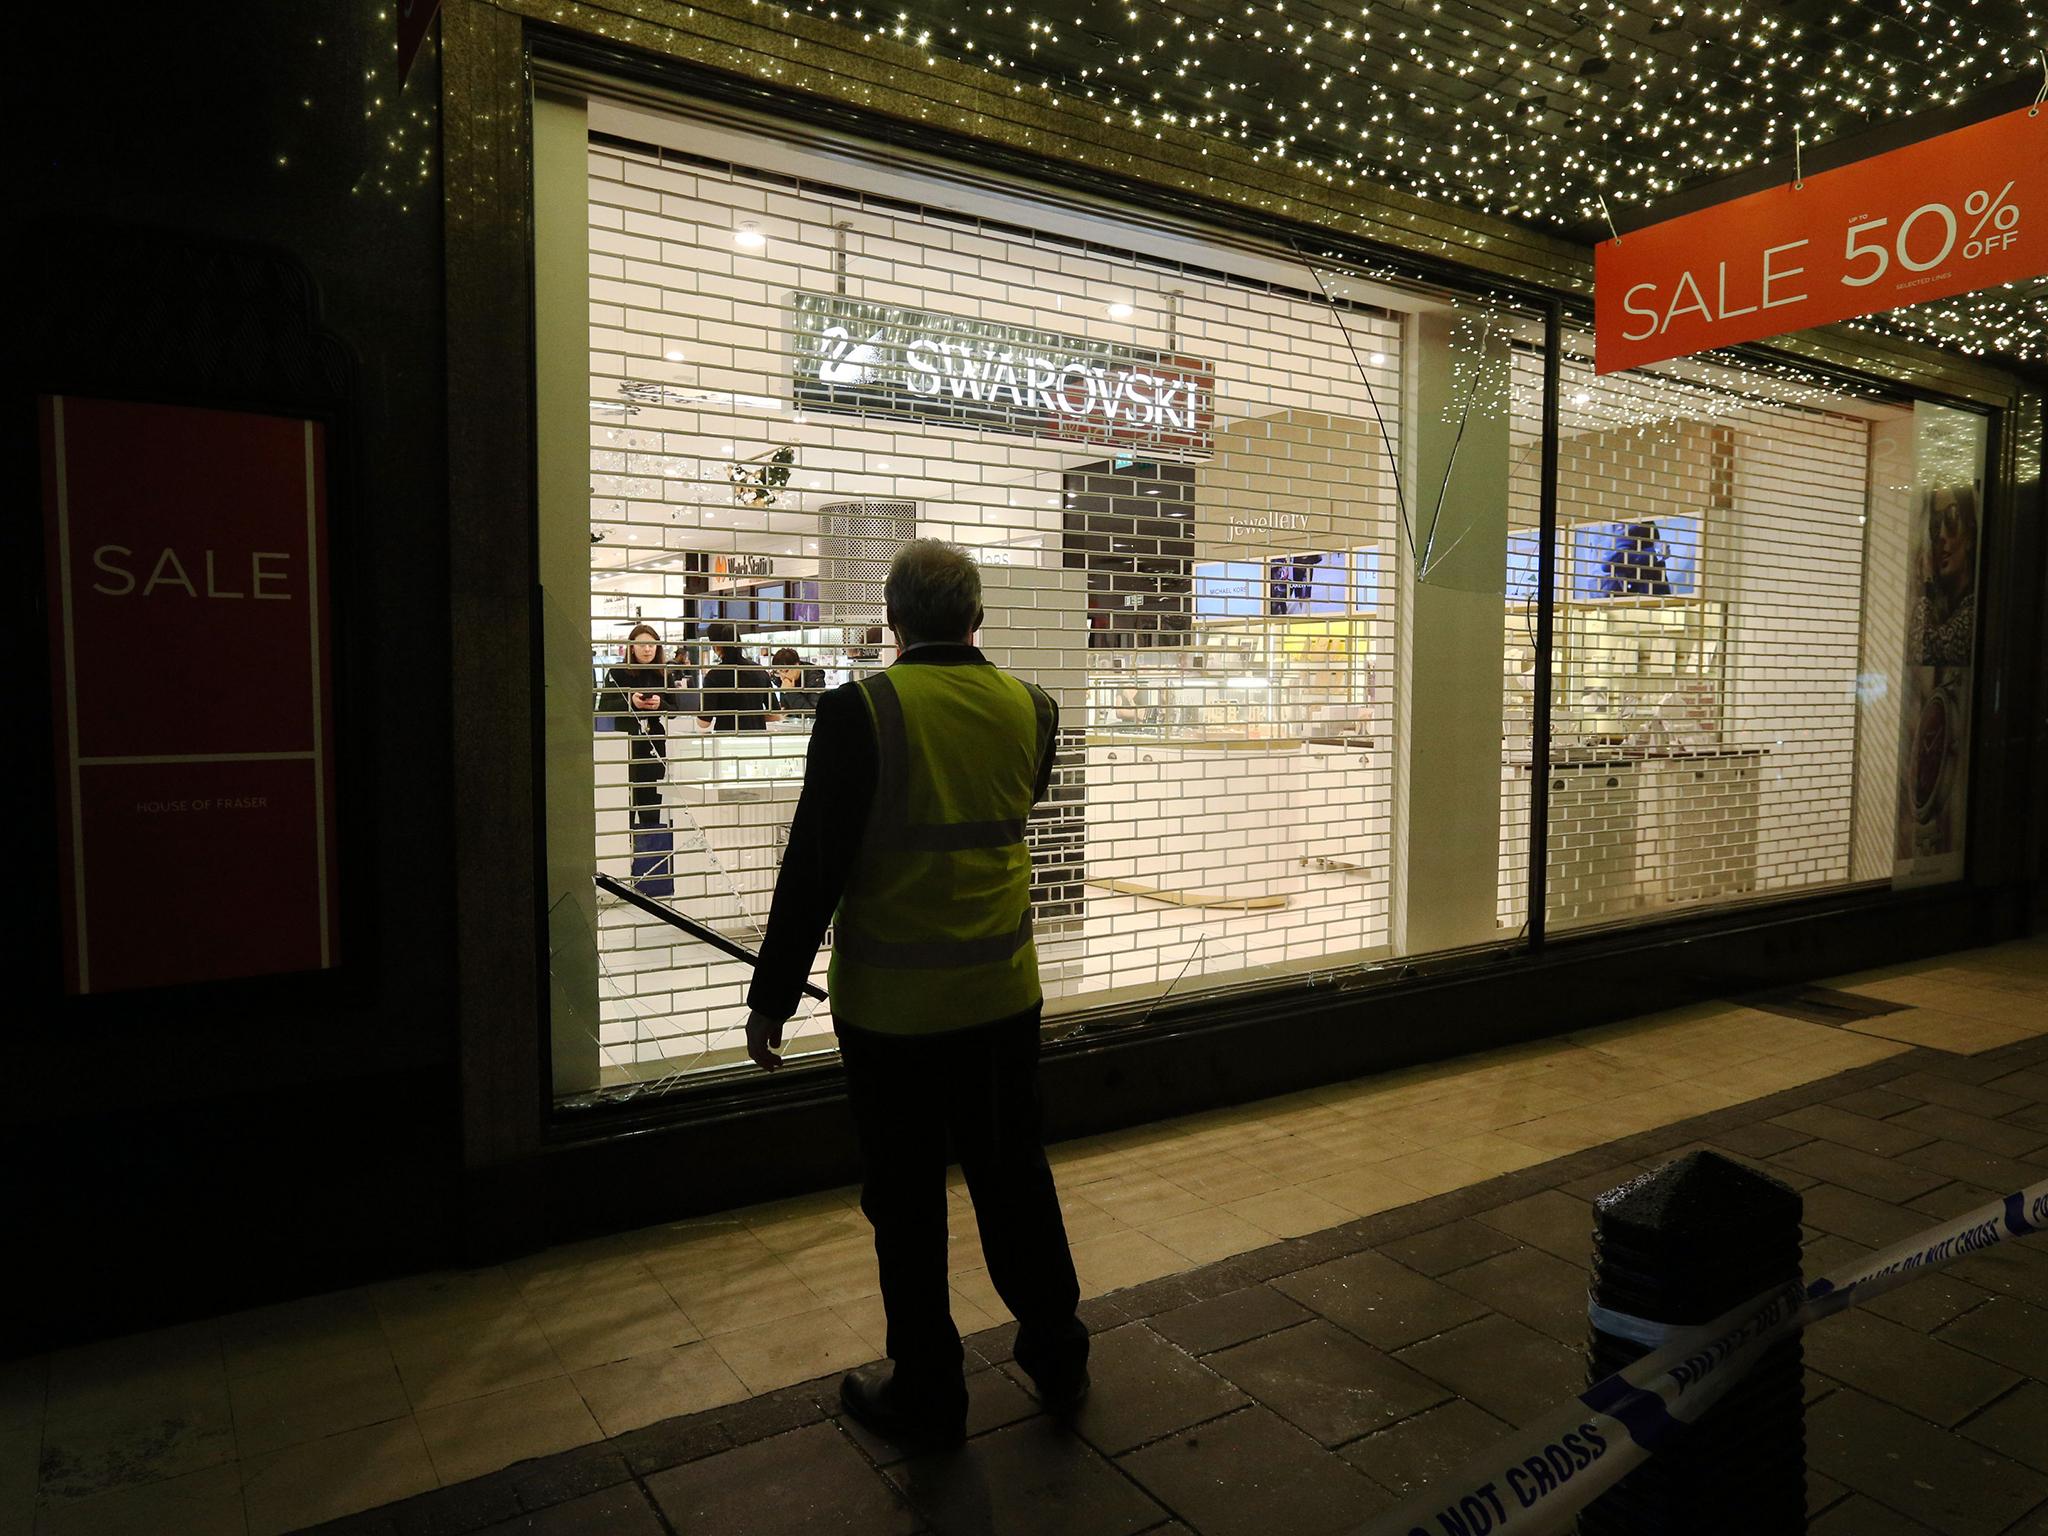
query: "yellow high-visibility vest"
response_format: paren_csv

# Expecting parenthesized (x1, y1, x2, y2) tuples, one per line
(828, 661, 1054, 1033)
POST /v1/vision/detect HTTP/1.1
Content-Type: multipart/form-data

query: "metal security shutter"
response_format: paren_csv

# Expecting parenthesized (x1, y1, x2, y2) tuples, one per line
(1513, 340, 1881, 936)
(580, 128, 1404, 1087)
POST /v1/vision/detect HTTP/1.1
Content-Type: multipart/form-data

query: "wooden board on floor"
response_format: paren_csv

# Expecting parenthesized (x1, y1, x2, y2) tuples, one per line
(1088, 877, 1290, 911)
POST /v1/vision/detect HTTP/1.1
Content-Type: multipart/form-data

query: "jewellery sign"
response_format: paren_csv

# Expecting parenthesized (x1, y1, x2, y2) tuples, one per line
(1595, 105, 2046, 375)
(40, 397, 339, 995)
(790, 292, 1214, 453)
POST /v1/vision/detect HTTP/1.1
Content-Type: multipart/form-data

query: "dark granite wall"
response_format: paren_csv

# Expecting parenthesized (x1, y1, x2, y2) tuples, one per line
(8, 0, 457, 1349)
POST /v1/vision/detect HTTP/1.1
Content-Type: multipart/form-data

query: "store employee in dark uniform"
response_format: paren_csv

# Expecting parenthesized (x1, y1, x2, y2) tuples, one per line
(696, 621, 780, 731)
(744, 539, 1087, 1447)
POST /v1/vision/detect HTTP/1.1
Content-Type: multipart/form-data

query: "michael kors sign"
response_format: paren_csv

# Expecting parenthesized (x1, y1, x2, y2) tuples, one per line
(791, 292, 1213, 453)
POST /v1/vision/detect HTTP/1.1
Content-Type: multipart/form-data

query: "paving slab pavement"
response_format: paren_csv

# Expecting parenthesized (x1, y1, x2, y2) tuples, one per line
(299, 1029, 2048, 1536)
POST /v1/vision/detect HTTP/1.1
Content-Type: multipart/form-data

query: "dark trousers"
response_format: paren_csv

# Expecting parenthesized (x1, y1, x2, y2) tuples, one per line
(627, 736, 665, 828)
(838, 1005, 1087, 1392)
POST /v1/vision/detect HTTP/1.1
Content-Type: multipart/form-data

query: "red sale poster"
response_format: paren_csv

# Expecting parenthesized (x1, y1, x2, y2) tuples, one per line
(41, 396, 340, 994)
(1596, 105, 2047, 374)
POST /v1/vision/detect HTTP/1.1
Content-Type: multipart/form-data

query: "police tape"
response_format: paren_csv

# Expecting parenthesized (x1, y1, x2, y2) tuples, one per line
(1353, 1177, 2048, 1536)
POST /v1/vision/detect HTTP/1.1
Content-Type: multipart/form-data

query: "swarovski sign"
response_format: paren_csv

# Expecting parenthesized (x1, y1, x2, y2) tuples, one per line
(791, 291, 1213, 453)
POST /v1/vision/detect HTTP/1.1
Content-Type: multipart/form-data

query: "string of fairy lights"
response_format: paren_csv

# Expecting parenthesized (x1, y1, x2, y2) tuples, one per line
(1840, 278, 2048, 363)
(1303, 245, 1898, 430)
(282, 9, 438, 214)
(754, 0, 2044, 362)
(797, 0, 2040, 222)
(272, 2, 2037, 363)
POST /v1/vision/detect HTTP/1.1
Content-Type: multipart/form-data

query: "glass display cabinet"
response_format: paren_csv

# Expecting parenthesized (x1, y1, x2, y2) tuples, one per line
(1086, 618, 1380, 744)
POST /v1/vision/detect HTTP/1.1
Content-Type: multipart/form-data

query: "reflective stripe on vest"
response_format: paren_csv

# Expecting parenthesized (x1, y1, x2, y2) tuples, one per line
(900, 818, 1027, 852)
(832, 907, 1034, 969)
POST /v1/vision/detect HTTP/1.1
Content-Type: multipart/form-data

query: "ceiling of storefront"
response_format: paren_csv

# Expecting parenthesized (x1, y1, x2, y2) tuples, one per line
(769, 0, 2045, 371)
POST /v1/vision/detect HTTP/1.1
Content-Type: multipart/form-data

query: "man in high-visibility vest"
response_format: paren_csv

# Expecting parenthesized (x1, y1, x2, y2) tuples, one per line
(746, 539, 1088, 1446)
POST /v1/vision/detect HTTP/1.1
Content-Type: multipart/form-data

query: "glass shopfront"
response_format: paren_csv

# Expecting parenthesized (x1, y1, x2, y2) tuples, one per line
(1501, 344, 1987, 935)
(536, 91, 1989, 1104)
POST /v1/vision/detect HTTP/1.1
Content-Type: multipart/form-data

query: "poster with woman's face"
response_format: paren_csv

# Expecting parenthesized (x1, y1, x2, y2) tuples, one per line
(1907, 484, 1979, 668)
(1893, 400, 1985, 888)
(1894, 481, 1980, 882)
(1895, 666, 1969, 863)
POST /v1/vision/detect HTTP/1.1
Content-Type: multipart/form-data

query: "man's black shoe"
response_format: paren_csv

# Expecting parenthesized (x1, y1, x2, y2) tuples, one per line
(1023, 1364, 1091, 1413)
(839, 1363, 968, 1448)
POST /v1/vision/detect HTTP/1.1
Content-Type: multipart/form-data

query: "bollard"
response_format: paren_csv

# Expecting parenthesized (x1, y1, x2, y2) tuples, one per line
(1580, 1150, 1805, 1535)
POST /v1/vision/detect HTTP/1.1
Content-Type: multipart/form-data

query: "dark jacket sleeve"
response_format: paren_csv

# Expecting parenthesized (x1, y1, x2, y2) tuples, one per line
(596, 667, 630, 731)
(747, 683, 875, 1022)
(1032, 692, 1061, 802)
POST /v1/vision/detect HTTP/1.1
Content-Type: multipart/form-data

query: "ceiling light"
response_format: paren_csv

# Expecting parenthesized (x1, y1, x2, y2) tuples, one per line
(1571, 390, 1593, 404)
(1107, 301, 1134, 319)
(664, 348, 686, 362)
(1369, 352, 1387, 365)
(734, 221, 765, 249)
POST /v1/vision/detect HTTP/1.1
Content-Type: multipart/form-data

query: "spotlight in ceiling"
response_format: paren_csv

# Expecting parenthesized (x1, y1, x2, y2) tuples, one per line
(1570, 390, 1593, 405)
(1107, 301, 1134, 320)
(1369, 351, 1387, 365)
(664, 347, 686, 362)
(734, 221, 766, 249)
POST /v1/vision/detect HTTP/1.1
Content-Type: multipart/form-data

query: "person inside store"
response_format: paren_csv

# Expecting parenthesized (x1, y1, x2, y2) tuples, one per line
(696, 621, 782, 731)
(742, 539, 1087, 1446)
(769, 646, 823, 716)
(596, 624, 684, 880)
(1909, 484, 1978, 667)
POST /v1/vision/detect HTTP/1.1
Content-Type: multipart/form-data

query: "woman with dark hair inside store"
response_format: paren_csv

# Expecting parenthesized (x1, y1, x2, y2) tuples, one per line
(598, 623, 683, 831)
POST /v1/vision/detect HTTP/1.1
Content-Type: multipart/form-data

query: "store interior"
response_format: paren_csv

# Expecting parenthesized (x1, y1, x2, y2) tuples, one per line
(570, 111, 1405, 1089)
(545, 99, 1977, 1098)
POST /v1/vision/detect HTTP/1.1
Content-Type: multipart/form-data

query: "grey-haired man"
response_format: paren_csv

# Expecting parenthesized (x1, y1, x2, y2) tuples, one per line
(746, 540, 1089, 1446)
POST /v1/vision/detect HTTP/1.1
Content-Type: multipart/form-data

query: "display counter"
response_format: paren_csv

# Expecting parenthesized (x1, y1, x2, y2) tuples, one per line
(1501, 747, 1763, 928)
(1086, 736, 1391, 902)
(665, 724, 811, 794)
(596, 710, 1396, 933)
(596, 723, 811, 930)
(1085, 734, 1374, 752)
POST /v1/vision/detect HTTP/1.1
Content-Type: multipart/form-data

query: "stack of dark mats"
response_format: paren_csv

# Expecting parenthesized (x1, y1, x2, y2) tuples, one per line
(1579, 1150, 1806, 1536)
